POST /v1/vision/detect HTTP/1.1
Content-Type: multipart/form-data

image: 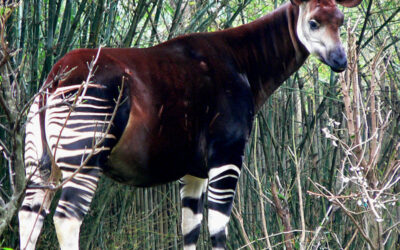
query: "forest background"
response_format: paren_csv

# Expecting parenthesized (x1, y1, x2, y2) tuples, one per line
(0, 0, 400, 249)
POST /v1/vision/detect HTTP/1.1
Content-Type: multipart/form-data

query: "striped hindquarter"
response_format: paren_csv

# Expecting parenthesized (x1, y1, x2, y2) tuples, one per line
(19, 84, 119, 250)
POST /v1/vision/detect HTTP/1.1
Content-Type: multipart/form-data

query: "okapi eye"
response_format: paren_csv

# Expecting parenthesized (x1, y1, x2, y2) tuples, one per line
(309, 20, 320, 30)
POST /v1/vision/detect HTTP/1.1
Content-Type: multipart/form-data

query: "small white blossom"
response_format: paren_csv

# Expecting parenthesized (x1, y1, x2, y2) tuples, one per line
(327, 118, 341, 127)
(322, 127, 330, 136)
(376, 203, 386, 210)
(350, 167, 360, 172)
(357, 200, 363, 206)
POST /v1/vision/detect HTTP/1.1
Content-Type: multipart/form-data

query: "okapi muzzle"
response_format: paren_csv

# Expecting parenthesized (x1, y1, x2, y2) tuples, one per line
(292, 0, 362, 72)
(326, 45, 347, 72)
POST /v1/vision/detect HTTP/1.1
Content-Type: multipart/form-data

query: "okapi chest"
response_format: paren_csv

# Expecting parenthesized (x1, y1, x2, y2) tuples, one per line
(19, 1, 362, 249)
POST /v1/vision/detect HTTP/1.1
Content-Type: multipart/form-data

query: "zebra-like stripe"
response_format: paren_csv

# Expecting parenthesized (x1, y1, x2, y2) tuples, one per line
(19, 95, 55, 250)
(208, 165, 240, 206)
(23, 95, 49, 192)
(180, 175, 208, 249)
(44, 84, 116, 219)
(207, 164, 241, 249)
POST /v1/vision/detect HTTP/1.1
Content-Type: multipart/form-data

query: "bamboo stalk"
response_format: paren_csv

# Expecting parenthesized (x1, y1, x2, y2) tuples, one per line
(88, 0, 105, 48)
(60, 0, 88, 56)
(253, 117, 272, 249)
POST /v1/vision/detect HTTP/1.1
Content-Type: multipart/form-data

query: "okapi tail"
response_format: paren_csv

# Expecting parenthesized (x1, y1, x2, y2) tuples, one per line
(39, 90, 61, 186)
(38, 94, 52, 180)
(24, 91, 59, 191)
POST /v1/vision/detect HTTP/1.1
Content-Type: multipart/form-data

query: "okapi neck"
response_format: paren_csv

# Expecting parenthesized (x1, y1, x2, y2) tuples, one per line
(223, 3, 309, 111)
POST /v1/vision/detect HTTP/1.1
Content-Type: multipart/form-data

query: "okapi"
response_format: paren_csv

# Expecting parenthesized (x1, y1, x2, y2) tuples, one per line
(19, 0, 362, 249)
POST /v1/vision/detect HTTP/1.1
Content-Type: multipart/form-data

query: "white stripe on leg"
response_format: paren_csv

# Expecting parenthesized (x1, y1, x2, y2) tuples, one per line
(182, 207, 203, 236)
(19, 210, 45, 250)
(208, 209, 230, 236)
(54, 216, 82, 250)
(180, 175, 207, 248)
(207, 164, 241, 249)
(180, 175, 208, 198)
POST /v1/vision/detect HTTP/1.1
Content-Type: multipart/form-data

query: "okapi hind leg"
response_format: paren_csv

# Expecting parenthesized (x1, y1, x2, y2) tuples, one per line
(207, 164, 241, 249)
(46, 83, 120, 250)
(179, 175, 208, 250)
(19, 96, 55, 250)
(53, 168, 102, 250)
(19, 189, 54, 250)
(19, 175, 55, 250)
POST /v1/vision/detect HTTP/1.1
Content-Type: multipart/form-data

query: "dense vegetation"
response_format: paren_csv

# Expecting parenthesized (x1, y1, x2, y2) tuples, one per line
(1, 0, 399, 249)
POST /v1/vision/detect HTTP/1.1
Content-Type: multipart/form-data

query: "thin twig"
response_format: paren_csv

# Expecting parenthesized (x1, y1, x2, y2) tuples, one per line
(343, 229, 358, 250)
(16, 66, 77, 127)
(78, 46, 102, 104)
(0, 138, 10, 157)
(308, 179, 377, 249)
(237, 230, 314, 250)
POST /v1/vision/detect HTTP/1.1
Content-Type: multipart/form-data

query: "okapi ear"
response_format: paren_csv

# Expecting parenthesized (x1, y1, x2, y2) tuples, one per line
(290, 0, 305, 6)
(336, 0, 363, 7)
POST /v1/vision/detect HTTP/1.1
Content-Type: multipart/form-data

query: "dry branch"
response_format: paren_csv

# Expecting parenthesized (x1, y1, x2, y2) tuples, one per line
(271, 180, 294, 250)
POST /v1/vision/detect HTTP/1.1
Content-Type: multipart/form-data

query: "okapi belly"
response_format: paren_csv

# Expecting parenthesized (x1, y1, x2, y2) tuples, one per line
(105, 128, 191, 187)
(105, 150, 186, 187)
(104, 101, 196, 186)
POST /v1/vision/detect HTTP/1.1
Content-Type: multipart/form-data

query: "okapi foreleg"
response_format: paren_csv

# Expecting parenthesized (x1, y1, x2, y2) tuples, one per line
(207, 164, 241, 249)
(179, 175, 208, 250)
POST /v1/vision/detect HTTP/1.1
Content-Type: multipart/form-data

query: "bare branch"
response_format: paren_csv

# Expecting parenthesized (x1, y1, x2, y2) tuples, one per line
(78, 46, 102, 104)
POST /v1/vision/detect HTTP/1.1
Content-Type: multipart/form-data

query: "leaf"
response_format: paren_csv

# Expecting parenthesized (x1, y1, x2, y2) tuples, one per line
(278, 193, 286, 200)
(294, 241, 301, 250)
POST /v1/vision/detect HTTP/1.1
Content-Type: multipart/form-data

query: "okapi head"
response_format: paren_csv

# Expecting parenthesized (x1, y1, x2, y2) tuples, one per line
(291, 0, 362, 72)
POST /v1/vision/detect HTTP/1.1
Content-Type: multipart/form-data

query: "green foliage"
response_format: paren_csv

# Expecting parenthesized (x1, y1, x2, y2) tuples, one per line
(0, 0, 399, 249)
